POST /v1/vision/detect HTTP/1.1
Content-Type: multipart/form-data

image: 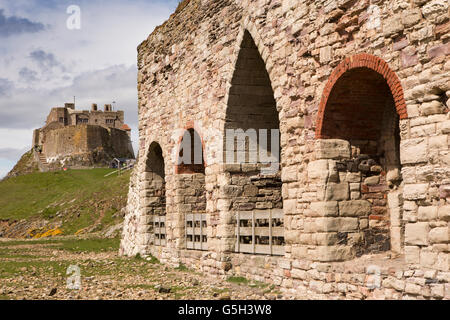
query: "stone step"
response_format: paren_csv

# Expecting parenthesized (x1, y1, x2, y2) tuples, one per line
(38, 154, 48, 165)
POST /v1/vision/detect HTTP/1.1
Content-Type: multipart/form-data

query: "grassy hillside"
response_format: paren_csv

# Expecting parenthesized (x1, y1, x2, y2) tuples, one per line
(0, 168, 130, 237)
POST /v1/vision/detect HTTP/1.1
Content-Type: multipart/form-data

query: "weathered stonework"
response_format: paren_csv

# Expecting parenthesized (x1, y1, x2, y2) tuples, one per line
(32, 103, 134, 169)
(120, 0, 450, 299)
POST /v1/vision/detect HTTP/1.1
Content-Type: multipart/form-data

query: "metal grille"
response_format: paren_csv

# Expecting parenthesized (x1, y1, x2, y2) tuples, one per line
(185, 214, 208, 251)
(235, 209, 285, 256)
(153, 215, 166, 246)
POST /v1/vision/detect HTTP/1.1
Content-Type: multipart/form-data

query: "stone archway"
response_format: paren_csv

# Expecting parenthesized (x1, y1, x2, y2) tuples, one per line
(144, 142, 167, 246)
(175, 128, 207, 251)
(316, 53, 407, 139)
(313, 54, 407, 259)
(222, 30, 284, 256)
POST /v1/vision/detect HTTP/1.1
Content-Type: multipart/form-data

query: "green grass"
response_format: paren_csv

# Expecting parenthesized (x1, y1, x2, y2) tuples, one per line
(0, 237, 119, 253)
(0, 248, 42, 260)
(56, 238, 120, 253)
(211, 287, 230, 294)
(126, 284, 157, 290)
(0, 168, 130, 235)
(0, 260, 71, 278)
(226, 276, 269, 288)
(0, 239, 59, 247)
(174, 263, 190, 272)
(226, 276, 250, 285)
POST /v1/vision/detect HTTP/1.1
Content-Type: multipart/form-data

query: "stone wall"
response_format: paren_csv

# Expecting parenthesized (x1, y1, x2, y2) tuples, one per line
(42, 125, 134, 167)
(44, 105, 125, 129)
(121, 0, 450, 299)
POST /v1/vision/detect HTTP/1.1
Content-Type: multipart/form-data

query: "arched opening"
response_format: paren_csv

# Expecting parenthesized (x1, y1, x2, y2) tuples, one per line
(176, 128, 205, 174)
(176, 128, 207, 251)
(224, 30, 284, 256)
(316, 56, 405, 257)
(145, 142, 166, 246)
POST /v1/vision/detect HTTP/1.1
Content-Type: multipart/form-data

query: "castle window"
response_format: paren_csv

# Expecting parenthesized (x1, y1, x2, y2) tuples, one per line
(77, 118, 88, 124)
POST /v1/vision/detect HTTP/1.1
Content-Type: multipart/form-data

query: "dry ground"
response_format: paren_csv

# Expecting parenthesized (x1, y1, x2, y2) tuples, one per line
(0, 236, 285, 300)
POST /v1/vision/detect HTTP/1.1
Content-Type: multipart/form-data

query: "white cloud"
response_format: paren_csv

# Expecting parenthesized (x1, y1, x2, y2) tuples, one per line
(0, 128, 33, 148)
(0, 0, 178, 174)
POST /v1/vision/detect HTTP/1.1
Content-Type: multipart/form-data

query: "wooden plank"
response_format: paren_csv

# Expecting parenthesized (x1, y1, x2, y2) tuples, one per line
(254, 210, 270, 219)
(272, 228, 284, 237)
(237, 211, 253, 220)
(200, 213, 203, 248)
(153, 215, 167, 247)
(234, 209, 286, 256)
(252, 211, 255, 254)
(194, 213, 204, 221)
(237, 227, 252, 236)
(255, 245, 271, 255)
(254, 227, 270, 237)
(239, 244, 253, 254)
(236, 211, 240, 253)
(271, 209, 283, 218)
(269, 209, 272, 255)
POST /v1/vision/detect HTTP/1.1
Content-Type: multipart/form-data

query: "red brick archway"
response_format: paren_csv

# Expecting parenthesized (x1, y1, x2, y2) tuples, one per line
(316, 53, 407, 139)
(175, 122, 206, 174)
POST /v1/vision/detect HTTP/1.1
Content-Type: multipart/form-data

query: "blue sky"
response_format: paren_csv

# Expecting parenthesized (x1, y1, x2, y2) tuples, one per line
(0, 0, 179, 177)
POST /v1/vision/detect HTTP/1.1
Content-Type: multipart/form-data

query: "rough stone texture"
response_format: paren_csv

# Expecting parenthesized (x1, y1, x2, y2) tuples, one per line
(43, 125, 133, 167)
(405, 222, 430, 245)
(120, 0, 450, 299)
(33, 103, 134, 169)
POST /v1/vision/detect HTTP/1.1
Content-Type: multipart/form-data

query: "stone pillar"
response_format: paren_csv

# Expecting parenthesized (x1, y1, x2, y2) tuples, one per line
(304, 139, 357, 262)
(401, 123, 449, 271)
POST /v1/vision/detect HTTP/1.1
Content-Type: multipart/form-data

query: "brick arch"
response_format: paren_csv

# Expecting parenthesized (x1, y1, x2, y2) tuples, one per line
(316, 53, 407, 139)
(175, 121, 206, 174)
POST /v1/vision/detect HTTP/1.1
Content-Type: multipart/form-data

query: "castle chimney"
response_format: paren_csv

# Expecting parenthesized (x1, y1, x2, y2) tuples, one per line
(104, 104, 112, 112)
(65, 103, 75, 110)
(91, 103, 98, 111)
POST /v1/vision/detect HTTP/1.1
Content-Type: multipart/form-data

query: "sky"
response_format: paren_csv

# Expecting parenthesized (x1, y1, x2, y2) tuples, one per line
(0, 0, 179, 178)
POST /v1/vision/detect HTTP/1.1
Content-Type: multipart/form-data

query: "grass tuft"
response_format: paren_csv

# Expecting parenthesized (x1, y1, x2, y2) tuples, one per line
(226, 276, 249, 285)
(57, 238, 120, 253)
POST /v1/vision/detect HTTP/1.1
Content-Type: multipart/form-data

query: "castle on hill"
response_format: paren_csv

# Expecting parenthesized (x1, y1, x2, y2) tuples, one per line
(32, 102, 135, 170)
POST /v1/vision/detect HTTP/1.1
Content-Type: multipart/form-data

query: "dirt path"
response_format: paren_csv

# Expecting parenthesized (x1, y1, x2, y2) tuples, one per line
(0, 237, 286, 300)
